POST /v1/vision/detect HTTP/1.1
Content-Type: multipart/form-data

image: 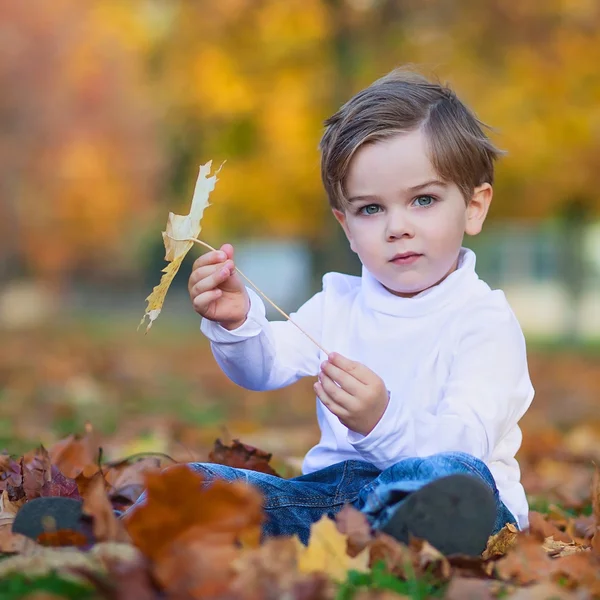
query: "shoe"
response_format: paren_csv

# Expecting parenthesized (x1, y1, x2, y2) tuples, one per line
(380, 473, 496, 556)
(12, 497, 94, 544)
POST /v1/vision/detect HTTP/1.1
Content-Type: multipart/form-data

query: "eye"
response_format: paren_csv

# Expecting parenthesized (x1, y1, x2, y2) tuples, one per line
(413, 195, 436, 207)
(359, 204, 381, 215)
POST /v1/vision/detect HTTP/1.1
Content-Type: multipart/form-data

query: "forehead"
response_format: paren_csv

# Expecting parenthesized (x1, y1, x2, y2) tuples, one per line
(345, 129, 439, 194)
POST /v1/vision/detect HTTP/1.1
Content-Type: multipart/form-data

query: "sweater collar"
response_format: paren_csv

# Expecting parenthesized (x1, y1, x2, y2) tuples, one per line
(360, 247, 480, 317)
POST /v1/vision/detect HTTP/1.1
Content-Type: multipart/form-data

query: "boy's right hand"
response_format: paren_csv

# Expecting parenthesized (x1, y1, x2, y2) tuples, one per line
(188, 244, 250, 330)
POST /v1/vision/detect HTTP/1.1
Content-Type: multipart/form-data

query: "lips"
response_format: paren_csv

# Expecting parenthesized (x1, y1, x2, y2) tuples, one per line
(390, 252, 421, 261)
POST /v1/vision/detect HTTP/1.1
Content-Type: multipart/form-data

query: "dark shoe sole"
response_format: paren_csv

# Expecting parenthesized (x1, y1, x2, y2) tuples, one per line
(380, 473, 496, 556)
(12, 497, 92, 543)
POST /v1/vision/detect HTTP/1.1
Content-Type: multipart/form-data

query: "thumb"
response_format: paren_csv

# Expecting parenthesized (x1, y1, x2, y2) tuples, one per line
(221, 243, 235, 260)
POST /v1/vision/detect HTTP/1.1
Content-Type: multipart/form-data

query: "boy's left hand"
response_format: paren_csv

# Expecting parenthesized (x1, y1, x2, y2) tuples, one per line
(315, 353, 389, 436)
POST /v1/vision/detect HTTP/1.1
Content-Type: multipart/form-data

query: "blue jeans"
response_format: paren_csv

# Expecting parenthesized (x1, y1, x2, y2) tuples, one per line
(126, 451, 516, 545)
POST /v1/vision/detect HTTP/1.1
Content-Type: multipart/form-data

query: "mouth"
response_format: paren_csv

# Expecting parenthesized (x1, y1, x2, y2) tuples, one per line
(390, 252, 422, 265)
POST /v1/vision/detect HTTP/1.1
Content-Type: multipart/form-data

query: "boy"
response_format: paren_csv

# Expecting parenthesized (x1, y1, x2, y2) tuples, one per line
(185, 69, 534, 555)
(14, 69, 534, 556)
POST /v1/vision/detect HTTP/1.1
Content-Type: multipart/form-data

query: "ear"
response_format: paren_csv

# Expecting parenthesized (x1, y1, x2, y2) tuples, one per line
(465, 183, 493, 236)
(332, 208, 357, 252)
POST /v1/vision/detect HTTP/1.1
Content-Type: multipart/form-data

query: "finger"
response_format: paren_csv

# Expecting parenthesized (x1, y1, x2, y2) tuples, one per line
(190, 259, 233, 288)
(192, 289, 222, 314)
(221, 243, 234, 260)
(191, 263, 233, 296)
(328, 352, 370, 385)
(320, 360, 361, 395)
(319, 372, 354, 407)
(314, 381, 350, 419)
(192, 249, 227, 271)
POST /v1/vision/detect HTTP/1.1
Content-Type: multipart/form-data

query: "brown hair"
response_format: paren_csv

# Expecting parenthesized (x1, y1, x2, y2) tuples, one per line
(319, 68, 503, 210)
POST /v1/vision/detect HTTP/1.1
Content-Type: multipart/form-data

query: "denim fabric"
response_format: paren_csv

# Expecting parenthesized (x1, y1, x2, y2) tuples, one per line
(123, 451, 517, 545)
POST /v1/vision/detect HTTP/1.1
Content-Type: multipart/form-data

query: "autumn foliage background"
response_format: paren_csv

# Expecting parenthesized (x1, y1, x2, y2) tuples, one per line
(1, 0, 600, 542)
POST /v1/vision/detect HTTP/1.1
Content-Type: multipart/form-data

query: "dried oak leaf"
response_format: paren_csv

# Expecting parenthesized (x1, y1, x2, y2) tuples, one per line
(140, 161, 220, 332)
(295, 515, 370, 582)
(209, 438, 281, 477)
(335, 504, 373, 557)
(482, 522, 519, 560)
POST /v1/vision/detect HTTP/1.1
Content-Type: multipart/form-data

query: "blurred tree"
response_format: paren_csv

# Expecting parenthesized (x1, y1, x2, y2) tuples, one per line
(0, 0, 164, 286)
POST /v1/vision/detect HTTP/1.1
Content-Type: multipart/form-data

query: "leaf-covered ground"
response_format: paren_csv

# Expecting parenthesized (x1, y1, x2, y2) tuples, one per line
(1, 322, 599, 599)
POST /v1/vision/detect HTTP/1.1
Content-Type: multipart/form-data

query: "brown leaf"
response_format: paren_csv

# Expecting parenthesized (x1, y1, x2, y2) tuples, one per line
(494, 533, 555, 585)
(0, 489, 36, 553)
(444, 577, 494, 600)
(230, 537, 331, 600)
(81, 471, 130, 543)
(40, 465, 81, 500)
(48, 432, 98, 479)
(528, 511, 573, 543)
(122, 463, 263, 569)
(153, 529, 241, 598)
(551, 551, 600, 596)
(335, 504, 373, 557)
(209, 438, 280, 476)
(507, 581, 578, 599)
(37, 529, 89, 548)
(368, 533, 415, 578)
(592, 465, 600, 556)
(410, 538, 451, 580)
(482, 523, 519, 560)
(22, 447, 52, 500)
(0, 454, 22, 492)
(105, 457, 161, 508)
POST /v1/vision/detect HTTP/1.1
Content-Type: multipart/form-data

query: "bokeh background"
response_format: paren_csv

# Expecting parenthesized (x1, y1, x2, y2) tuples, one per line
(1, 0, 599, 507)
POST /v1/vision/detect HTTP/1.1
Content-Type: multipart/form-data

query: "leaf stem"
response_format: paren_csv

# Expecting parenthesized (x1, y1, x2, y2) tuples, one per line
(166, 234, 329, 355)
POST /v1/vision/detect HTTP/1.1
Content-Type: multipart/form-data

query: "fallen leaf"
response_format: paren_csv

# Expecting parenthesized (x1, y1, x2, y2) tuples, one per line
(295, 514, 370, 582)
(49, 432, 98, 479)
(508, 581, 578, 599)
(123, 463, 263, 560)
(482, 523, 519, 560)
(140, 161, 221, 331)
(444, 576, 494, 600)
(528, 510, 573, 543)
(81, 471, 130, 543)
(230, 537, 330, 600)
(209, 438, 281, 476)
(37, 529, 89, 548)
(368, 533, 415, 578)
(335, 504, 373, 557)
(494, 534, 555, 585)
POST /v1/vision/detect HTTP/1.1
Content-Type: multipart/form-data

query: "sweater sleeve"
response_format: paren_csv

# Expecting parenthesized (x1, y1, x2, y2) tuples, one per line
(347, 301, 535, 468)
(199, 287, 324, 391)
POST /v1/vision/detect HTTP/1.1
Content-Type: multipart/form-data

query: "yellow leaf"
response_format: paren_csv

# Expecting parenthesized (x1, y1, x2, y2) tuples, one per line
(139, 161, 222, 332)
(294, 515, 370, 581)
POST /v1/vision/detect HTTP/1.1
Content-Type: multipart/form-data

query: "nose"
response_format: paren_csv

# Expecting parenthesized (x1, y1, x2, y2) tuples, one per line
(385, 208, 414, 241)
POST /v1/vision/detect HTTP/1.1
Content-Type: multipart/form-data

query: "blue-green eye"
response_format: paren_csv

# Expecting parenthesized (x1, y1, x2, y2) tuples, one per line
(359, 204, 381, 215)
(414, 195, 436, 207)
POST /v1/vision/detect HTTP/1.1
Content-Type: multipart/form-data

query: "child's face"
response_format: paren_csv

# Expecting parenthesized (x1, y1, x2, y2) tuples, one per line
(332, 129, 492, 297)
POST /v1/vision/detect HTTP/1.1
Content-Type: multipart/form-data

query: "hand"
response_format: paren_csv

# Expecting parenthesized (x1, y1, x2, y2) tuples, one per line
(188, 243, 250, 330)
(314, 353, 389, 436)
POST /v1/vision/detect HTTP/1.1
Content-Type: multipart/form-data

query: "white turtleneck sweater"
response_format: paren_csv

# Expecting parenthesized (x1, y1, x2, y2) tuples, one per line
(200, 248, 535, 528)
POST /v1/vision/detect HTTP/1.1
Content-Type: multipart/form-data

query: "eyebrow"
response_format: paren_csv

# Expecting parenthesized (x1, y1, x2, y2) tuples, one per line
(347, 179, 448, 203)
